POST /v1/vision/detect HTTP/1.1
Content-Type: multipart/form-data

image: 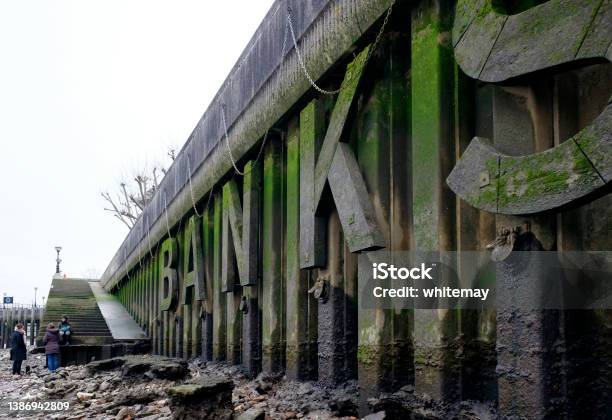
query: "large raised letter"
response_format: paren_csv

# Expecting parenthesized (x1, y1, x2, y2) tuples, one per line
(222, 160, 261, 290)
(448, 0, 612, 214)
(159, 238, 178, 311)
(300, 45, 384, 269)
(182, 215, 206, 303)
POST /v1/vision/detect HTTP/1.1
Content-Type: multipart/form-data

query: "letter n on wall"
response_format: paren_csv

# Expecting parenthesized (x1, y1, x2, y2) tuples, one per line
(222, 160, 261, 291)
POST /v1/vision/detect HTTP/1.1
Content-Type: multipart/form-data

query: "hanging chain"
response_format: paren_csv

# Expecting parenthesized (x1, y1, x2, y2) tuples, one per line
(137, 222, 143, 268)
(222, 14, 289, 177)
(187, 153, 203, 217)
(120, 2, 396, 280)
(163, 192, 172, 239)
(123, 248, 131, 281)
(145, 212, 154, 259)
(287, 1, 395, 96)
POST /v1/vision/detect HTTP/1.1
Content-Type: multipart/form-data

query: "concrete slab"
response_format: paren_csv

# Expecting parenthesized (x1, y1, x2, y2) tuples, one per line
(89, 282, 147, 340)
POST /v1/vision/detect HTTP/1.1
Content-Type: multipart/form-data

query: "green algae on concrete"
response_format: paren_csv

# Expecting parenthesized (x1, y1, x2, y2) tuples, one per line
(212, 193, 227, 361)
(262, 137, 285, 374)
(411, 0, 459, 401)
(447, 100, 610, 214)
(285, 116, 316, 381)
(182, 215, 207, 303)
(454, 0, 608, 83)
(159, 238, 179, 312)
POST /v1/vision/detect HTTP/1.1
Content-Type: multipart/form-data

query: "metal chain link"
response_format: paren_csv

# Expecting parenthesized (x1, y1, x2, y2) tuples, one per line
(137, 222, 143, 268)
(123, 248, 131, 281)
(222, 14, 289, 177)
(163, 192, 172, 239)
(186, 153, 203, 217)
(123, 2, 396, 281)
(287, 1, 395, 96)
(145, 212, 154, 259)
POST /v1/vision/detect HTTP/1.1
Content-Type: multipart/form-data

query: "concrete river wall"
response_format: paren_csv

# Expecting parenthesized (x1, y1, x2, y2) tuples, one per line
(98, 0, 612, 417)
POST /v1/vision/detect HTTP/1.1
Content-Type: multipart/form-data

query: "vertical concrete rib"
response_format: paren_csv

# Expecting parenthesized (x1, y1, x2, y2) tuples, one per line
(286, 116, 316, 380)
(213, 193, 227, 361)
(411, 0, 459, 401)
(355, 32, 413, 407)
(262, 136, 285, 374)
(202, 204, 215, 361)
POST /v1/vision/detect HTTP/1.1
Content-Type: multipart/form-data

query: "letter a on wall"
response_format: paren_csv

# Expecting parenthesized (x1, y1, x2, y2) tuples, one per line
(300, 44, 384, 269)
(159, 237, 179, 311)
(182, 215, 208, 304)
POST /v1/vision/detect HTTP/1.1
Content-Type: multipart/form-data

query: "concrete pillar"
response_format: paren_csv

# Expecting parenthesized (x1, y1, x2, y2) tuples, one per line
(141, 265, 145, 329)
(153, 254, 161, 355)
(138, 267, 143, 327)
(262, 136, 285, 374)
(174, 228, 187, 357)
(126, 277, 130, 316)
(242, 285, 261, 376)
(226, 291, 241, 364)
(145, 262, 150, 331)
(213, 192, 227, 361)
(317, 211, 358, 385)
(490, 83, 562, 418)
(554, 66, 612, 417)
(354, 32, 413, 407)
(456, 77, 497, 401)
(145, 258, 150, 336)
(286, 114, 317, 381)
(202, 204, 215, 361)
(130, 275, 135, 318)
(135, 268, 139, 326)
(135, 272, 139, 322)
(241, 161, 262, 376)
(222, 180, 243, 364)
(411, 0, 459, 401)
(135, 269, 140, 325)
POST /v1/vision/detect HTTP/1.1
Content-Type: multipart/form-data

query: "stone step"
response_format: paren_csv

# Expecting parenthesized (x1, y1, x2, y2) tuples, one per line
(37, 279, 114, 346)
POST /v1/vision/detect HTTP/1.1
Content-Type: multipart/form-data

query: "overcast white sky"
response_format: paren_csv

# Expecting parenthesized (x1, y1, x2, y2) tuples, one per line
(0, 0, 274, 305)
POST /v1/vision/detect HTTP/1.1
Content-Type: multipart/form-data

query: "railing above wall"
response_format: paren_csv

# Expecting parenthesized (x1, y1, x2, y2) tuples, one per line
(101, 0, 394, 291)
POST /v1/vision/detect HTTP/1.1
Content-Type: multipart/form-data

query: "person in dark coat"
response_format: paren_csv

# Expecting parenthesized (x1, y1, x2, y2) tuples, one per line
(43, 323, 61, 372)
(10, 323, 27, 376)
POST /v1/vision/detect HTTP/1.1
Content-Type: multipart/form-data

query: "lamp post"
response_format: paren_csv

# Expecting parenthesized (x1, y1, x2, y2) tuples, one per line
(55, 246, 62, 275)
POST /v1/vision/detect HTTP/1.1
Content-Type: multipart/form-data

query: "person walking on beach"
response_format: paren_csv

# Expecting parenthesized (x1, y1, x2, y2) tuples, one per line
(43, 323, 61, 372)
(10, 323, 27, 376)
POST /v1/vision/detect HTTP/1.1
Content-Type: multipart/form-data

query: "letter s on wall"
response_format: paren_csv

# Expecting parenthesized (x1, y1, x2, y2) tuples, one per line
(447, 0, 611, 214)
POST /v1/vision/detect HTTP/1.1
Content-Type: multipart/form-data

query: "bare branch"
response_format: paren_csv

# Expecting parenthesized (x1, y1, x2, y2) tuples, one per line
(102, 146, 176, 230)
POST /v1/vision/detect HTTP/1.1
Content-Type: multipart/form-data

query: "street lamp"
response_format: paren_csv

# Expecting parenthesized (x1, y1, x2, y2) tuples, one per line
(55, 246, 62, 275)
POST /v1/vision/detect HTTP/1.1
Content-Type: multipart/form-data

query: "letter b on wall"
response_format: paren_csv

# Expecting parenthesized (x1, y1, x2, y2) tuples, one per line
(160, 237, 179, 311)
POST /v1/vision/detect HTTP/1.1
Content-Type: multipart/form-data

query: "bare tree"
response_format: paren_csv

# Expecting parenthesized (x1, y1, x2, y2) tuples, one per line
(102, 147, 176, 229)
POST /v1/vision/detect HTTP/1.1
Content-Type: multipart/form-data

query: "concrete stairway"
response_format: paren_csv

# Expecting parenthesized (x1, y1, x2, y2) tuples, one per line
(37, 278, 113, 346)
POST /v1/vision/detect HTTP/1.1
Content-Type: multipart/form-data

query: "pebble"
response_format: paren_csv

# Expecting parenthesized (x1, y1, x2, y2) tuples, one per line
(0, 349, 361, 419)
(76, 391, 94, 401)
